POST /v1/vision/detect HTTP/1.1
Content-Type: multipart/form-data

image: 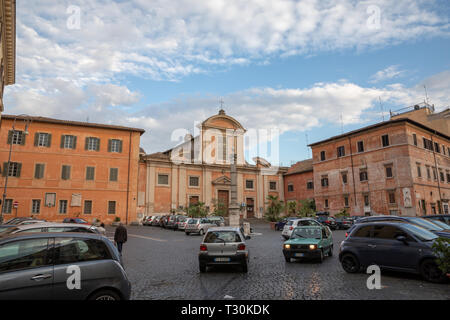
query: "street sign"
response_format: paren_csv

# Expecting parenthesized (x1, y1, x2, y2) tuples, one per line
(13, 201, 18, 208)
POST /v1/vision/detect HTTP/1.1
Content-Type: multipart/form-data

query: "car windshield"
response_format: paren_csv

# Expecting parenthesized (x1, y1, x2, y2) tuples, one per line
(297, 220, 319, 226)
(291, 228, 322, 239)
(401, 224, 438, 241)
(407, 217, 443, 231)
(204, 231, 241, 243)
(187, 219, 198, 224)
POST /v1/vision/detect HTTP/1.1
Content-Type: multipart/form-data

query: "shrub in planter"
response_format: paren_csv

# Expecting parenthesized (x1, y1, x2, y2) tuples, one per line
(432, 237, 450, 277)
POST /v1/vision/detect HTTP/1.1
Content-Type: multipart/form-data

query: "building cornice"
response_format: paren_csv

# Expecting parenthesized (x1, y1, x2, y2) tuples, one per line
(2, 0, 16, 85)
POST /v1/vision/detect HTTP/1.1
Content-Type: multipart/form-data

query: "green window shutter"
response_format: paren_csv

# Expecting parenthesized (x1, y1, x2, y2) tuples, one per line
(60, 135, 65, 148)
(96, 138, 100, 151)
(40, 164, 45, 179)
(34, 133, 39, 146)
(110, 168, 118, 181)
(73, 136, 77, 149)
(47, 134, 52, 147)
(3, 162, 8, 177)
(119, 140, 123, 153)
(7, 130, 12, 144)
(85, 137, 89, 150)
(34, 164, 39, 179)
(21, 133, 26, 146)
(108, 139, 112, 152)
(16, 163, 22, 177)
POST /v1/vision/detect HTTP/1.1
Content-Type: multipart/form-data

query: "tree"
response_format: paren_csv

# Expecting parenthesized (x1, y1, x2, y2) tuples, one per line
(297, 199, 316, 217)
(211, 198, 227, 217)
(335, 208, 350, 218)
(287, 201, 298, 217)
(432, 238, 450, 276)
(187, 202, 208, 218)
(265, 195, 284, 222)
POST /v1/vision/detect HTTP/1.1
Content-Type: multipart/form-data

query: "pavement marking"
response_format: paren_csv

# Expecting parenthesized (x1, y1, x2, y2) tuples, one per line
(128, 234, 168, 242)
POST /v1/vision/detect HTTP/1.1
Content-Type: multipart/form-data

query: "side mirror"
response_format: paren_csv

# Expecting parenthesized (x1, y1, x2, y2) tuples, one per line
(396, 235, 407, 244)
(245, 235, 251, 240)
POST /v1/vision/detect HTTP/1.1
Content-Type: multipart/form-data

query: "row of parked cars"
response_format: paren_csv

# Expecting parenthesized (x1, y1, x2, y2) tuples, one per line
(0, 216, 131, 300)
(142, 214, 225, 235)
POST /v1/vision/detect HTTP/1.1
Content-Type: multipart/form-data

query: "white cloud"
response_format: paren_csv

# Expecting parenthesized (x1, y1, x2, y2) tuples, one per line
(369, 65, 406, 83)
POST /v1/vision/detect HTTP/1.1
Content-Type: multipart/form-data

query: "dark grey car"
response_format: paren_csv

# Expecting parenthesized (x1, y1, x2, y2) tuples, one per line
(339, 222, 448, 283)
(0, 233, 131, 300)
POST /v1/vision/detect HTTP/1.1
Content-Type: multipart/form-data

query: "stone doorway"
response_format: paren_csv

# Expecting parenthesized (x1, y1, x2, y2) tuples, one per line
(218, 190, 229, 215)
(246, 198, 254, 218)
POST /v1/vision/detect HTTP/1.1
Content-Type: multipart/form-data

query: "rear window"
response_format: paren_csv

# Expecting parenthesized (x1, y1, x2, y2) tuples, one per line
(187, 219, 198, 224)
(297, 220, 319, 226)
(54, 238, 112, 265)
(204, 231, 242, 243)
(286, 221, 294, 226)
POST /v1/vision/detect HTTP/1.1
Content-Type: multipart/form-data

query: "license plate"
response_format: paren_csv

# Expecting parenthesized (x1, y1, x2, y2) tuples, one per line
(294, 253, 305, 257)
(214, 257, 231, 262)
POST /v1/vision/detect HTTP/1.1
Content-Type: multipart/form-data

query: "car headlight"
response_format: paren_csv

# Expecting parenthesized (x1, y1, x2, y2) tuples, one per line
(284, 244, 291, 249)
(309, 244, 317, 250)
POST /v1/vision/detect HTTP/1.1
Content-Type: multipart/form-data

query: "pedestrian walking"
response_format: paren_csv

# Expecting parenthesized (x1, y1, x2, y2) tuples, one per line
(114, 222, 128, 255)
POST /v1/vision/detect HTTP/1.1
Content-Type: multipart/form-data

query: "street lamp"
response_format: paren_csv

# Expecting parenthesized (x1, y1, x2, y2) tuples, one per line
(0, 115, 32, 224)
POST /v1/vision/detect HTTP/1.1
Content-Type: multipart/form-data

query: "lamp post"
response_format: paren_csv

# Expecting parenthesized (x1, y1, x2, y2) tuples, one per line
(0, 115, 32, 224)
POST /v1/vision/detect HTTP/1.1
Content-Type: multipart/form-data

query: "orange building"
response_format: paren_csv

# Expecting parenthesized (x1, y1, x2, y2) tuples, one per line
(0, 115, 144, 224)
(138, 110, 287, 218)
(283, 159, 314, 207)
(308, 114, 450, 216)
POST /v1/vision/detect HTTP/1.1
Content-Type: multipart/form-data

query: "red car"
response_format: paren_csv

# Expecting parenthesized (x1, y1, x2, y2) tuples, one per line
(63, 217, 89, 224)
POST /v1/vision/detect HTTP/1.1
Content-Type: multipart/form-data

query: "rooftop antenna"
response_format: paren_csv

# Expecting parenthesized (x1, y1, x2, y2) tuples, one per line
(378, 96, 385, 121)
(219, 97, 224, 110)
(305, 133, 311, 158)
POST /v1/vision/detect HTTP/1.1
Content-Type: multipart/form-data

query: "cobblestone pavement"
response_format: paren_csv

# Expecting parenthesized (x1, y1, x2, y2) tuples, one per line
(107, 220, 449, 300)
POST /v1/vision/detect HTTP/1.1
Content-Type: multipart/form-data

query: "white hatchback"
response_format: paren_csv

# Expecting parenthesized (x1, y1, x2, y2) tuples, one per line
(281, 218, 323, 239)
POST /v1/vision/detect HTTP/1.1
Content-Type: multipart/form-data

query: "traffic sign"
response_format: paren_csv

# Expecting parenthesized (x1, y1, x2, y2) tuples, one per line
(13, 201, 18, 208)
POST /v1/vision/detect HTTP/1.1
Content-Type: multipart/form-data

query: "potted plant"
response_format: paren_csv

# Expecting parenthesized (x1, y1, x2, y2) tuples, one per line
(265, 195, 284, 230)
(112, 216, 121, 226)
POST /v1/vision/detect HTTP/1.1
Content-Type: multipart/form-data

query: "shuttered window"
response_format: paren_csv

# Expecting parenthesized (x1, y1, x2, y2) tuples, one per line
(84, 200, 93, 214)
(109, 168, 118, 182)
(61, 165, 71, 180)
(108, 139, 123, 153)
(3, 162, 21, 177)
(85, 137, 100, 151)
(7, 130, 25, 145)
(31, 200, 41, 214)
(34, 163, 45, 179)
(86, 167, 95, 180)
(34, 132, 52, 147)
(59, 200, 68, 214)
(61, 135, 77, 149)
(108, 201, 116, 214)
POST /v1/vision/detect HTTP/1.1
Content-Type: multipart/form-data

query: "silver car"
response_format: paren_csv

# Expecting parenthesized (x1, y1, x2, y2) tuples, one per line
(0, 223, 106, 237)
(185, 218, 217, 235)
(0, 232, 131, 300)
(199, 227, 250, 273)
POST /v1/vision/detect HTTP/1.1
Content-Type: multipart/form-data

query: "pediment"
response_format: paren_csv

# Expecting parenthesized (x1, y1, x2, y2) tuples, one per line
(212, 176, 231, 185)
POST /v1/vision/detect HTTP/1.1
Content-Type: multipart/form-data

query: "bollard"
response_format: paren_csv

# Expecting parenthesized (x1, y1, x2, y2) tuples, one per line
(243, 222, 251, 235)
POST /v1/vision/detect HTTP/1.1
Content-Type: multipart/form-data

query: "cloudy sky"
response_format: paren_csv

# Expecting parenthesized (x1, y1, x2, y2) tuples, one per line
(5, 0, 450, 166)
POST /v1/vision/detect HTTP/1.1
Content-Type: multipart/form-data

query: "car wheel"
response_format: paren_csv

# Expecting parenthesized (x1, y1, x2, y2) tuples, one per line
(185, 232, 190, 236)
(284, 256, 291, 263)
(420, 259, 446, 283)
(199, 264, 207, 273)
(318, 249, 324, 263)
(328, 245, 334, 257)
(341, 253, 360, 273)
(199, 229, 204, 236)
(242, 262, 248, 273)
(88, 289, 121, 301)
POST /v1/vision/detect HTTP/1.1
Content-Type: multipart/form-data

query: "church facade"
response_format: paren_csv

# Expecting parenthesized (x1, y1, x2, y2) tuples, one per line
(137, 110, 288, 219)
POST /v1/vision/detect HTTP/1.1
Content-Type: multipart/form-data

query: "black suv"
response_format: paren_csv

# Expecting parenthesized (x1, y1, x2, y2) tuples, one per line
(422, 215, 450, 227)
(339, 222, 447, 283)
(316, 216, 337, 230)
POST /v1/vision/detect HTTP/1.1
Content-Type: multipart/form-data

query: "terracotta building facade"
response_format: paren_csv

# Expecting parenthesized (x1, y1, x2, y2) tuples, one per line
(284, 159, 314, 206)
(138, 110, 287, 219)
(0, 115, 144, 224)
(308, 117, 450, 216)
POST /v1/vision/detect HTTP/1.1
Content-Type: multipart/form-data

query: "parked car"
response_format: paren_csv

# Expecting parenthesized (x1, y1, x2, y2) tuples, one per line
(185, 218, 216, 235)
(354, 215, 450, 239)
(159, 215, 170, 228)
(316, 215, 338, 230)
(281, 218, 323, 239)
(339, 222, 448, 283)
(422, 214, 450, 226)
(62, 217, 89, 225)
(3, 217, 46, 226)
(151, 216, 161, 226)
(198, 227, 250, 273)
(275, 217, 298, 231)
(335, 217, 353, 230)
(175, 216, 189, 231)
(0, 232, 131, 299)
(0, 223, 106, 237)
(283, 225, 333, 263)
(142, 216, 155, 226)
(208, 216, 225, 227)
